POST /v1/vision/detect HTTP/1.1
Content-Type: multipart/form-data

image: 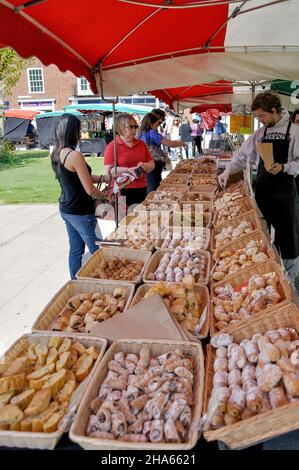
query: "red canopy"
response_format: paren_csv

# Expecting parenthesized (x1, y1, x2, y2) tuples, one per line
(0, 1, 298, 96)
(150, 81, 233, 110)
(4, 109, 40, 120)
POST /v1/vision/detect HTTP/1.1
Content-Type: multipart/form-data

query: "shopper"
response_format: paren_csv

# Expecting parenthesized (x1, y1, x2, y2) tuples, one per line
(191, 118, 203, 156)
(180, 117, 192, 159)
(51, 113, 107, 280)
(219, 92, 299, 284)
(139, 112, 187, 193)
(104, 113, 154, 208)
(291, 108, 299, 193)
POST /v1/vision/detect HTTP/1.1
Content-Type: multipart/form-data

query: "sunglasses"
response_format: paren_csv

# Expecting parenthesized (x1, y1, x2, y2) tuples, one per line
(126, 124, 138, 129)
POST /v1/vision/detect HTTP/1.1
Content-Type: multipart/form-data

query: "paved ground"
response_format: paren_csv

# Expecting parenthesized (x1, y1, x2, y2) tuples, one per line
(0, 204, 115, 352)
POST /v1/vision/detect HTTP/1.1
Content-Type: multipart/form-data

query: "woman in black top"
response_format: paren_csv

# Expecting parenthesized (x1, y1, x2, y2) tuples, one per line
(51, 113, 108, 279)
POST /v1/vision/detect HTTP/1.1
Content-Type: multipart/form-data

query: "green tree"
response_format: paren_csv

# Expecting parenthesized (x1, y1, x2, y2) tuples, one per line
(0, 48, 33, 144)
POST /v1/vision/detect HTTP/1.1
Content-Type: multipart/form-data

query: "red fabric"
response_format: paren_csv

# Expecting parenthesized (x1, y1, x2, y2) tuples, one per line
(4, 109, 40, 119)
(104, 136, 153, 189)
(0, 2, 228, 93)
(192, 103, 232, 114)
(150, 81, 233, 109)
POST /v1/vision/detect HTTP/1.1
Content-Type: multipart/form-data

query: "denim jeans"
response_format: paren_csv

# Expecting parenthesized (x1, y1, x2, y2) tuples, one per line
(60, 212, 101, 279)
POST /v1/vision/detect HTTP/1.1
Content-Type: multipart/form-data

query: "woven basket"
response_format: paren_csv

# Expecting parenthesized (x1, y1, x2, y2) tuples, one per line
(203, 303, 299, 449)
(181, 192, 214, 204)
(32, 280, 135, 333)
(118, 213, 168, 239)
(156, 226, 210, 251)
(0, 332, 106, 449)
(213, 197, 255, 229)
(130, 283, 210, 339)
(143, 248, 211, 286)
(215, 181, 249, 199)
(178, 201, 213, 213)
(145, 191, 183, 202)
(169, 211, 212, 229)
(163, 172, 191, 183)
(104, 230, 155, 251)
(211, 210, 262, 251)
(76, 247, 152, 284)
(210, 259, 292, 336)
(69, 338, 204, 450)
(211, 230, 275, 286)
(157, 183, 188, 192)
(133, 200, 179, 215)
(191, 175, 217, 184)
(188, 185, 217, 194)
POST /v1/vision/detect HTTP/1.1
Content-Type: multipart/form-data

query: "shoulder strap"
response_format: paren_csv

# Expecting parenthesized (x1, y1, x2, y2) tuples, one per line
(61, 149, 74, 166)
(285, 119, 292, 140)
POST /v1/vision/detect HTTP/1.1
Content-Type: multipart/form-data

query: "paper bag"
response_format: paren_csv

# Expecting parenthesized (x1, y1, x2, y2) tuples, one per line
(256, 142, 274, 171)
(89, 294, 186, 343)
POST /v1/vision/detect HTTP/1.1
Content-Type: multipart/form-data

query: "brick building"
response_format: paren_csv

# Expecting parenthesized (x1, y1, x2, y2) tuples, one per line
(5, 58, 158, 113)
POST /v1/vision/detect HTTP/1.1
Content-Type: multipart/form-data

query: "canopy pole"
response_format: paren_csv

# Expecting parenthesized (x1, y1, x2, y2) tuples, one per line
(98, 63, 119, 228)
(251, 81, 256, 133)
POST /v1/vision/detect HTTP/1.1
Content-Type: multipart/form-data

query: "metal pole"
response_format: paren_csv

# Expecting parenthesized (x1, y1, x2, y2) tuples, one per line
(98, 63, 119, 227)
(251, 81, 256, 133)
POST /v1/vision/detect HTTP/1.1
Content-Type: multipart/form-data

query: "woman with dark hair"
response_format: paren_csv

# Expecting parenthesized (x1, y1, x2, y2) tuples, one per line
(139, 112, 187, 192)
(51, 113, 108, 280)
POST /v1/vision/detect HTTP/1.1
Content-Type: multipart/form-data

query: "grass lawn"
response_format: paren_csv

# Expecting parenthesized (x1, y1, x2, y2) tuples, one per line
(0, 150, 104, 204)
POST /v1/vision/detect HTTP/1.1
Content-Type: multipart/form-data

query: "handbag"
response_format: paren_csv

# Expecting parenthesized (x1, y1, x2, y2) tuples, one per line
(94, 175, 115, 219)
(147, 144, 168, 163)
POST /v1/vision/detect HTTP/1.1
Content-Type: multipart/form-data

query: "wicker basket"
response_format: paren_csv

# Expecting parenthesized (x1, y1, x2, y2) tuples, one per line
(212, 197, 255, 229)
(210, 259, 292, 336)
(178, 201, 213, 213)
(143, 248, 211, 286)
(145, 191, 183, 202)
(69, 338, 204, 450)
(133, 200, 179, 215)
(189, 184, 217, 193)
(156, 226, 210, 251)
(157, 183, 188, 192)
(0, 332, 107, 449)
(211, 230, 275, 286)
(163, 172, 191, 183)
(169, 211, 212, 229)
(118, 213, 168, 239)
(32, 280, 135, 333)
(130, 283, 210, 339)
(191, 175, 217, 184)
(211, 210, 262, 251)
(181, 192, 214, 204)
(203, 303, 299, 449)
(104, 230, 155, 251)
(215, 180, 249, 199)
(76, 247, 152, 284)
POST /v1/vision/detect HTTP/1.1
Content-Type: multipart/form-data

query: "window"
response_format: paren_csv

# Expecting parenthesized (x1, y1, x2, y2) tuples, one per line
(77, 76, 92, 95)
(27, 68, 44, 93)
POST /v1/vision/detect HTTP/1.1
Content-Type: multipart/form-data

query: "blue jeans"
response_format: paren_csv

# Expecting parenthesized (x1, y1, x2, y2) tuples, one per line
(60, 212, 100, 279)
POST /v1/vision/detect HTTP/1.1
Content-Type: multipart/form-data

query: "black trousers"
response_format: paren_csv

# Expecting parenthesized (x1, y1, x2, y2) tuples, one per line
(147, 160, 165, 194)
(121, 187, 147, 209)
(192, 136, 202, 155)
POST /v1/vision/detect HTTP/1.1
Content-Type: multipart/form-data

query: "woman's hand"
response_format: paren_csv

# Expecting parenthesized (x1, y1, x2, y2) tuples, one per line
(268, 163, 283, 175)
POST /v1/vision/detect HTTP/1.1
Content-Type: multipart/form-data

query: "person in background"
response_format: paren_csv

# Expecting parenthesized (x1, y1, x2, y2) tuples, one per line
(139, 112, 187, 193)
(51, 113, 108, 280)
(169, 117, 181, 161)
(191, 118, 203, 156)
(292, 108, 299, 194)
(104, 113, 154, 209)
(180, 116, 192, 159)
(214, 116, 227, 139)
(219, 92, 299, 284)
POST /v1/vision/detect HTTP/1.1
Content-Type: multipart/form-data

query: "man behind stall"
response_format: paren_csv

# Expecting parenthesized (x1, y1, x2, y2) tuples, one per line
(219, 92, 299, 284)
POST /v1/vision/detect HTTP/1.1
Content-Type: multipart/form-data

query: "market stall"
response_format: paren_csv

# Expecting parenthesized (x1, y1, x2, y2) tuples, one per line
(4, 109, 40, 148)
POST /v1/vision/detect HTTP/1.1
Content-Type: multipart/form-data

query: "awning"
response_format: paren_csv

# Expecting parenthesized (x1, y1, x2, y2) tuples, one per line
(4, 109, 40, 120)
(4, 117, 31, 141)
(64, 103, 151, 115)
(0, 1, 298, 96)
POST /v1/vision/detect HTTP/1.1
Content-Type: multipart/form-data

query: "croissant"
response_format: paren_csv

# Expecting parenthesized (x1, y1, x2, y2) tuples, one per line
(164, 419, 181, 443)
(282, 371, 299, 397)
(227, 388, 246, 418)
(257, 364, 282, 392)
(111, 411, 127, 437)
(240, 339, 258, 363)
(269, 386, 288, 409)
(149, 419, 164, 442)
(246, 386, 264, 413)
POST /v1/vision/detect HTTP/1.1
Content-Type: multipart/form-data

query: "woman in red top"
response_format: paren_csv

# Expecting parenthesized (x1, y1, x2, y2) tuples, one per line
(104, 113, 154, 209)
